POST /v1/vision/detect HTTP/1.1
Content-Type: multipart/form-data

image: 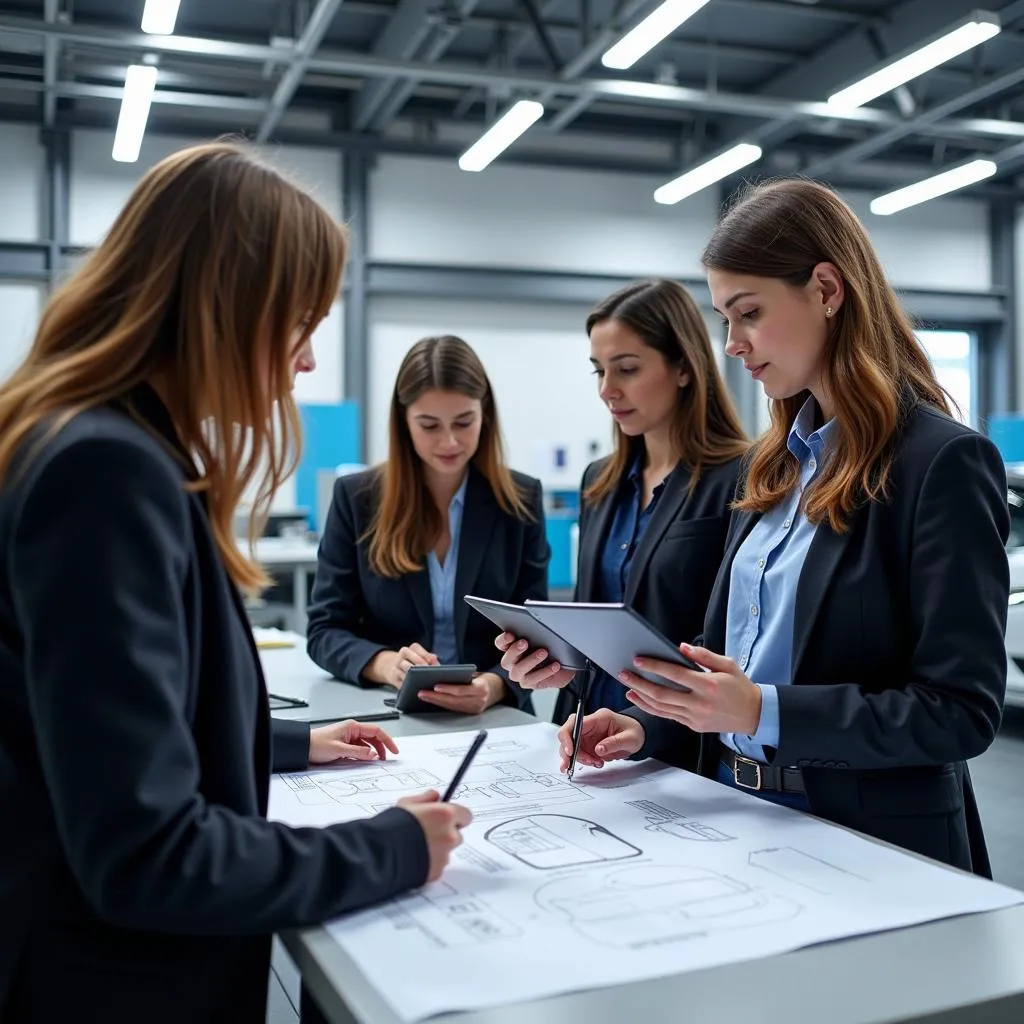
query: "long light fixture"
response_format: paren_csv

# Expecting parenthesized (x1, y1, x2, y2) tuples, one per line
(870, 159, 997, 216)
(602, 0, 713, 71)
(112, 65, 159, 163)
(458, 100, 545, 172)
(654, 143, 762, 205)
(828, 13, 1000, 109)
(141, 0, 182, 35)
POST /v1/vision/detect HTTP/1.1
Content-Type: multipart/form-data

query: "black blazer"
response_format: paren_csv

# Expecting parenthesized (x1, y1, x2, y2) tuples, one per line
(553, 454, 744, 725)
(627, 402, 1009, 875)
(306, 466, 550, 710)
(0, 388, 428, 1023)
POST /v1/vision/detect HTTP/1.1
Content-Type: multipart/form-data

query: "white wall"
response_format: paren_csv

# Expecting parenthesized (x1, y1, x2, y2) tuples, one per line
(0, 123, 46, 243)
(368, 298, 613, 486)
(370, 156, 719, 279)
(846, 191, 991, 292)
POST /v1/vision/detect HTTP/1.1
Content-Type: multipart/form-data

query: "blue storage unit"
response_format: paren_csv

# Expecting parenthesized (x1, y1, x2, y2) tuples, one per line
(296, 401, 361, 532)
(988, 414, 1024, 467)
(544, 488, 581, 591)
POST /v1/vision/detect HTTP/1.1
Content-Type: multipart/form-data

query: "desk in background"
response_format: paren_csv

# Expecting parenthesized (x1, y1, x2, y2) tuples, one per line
(240, 537, 320, 633)
(281, 708, 1024, 1024)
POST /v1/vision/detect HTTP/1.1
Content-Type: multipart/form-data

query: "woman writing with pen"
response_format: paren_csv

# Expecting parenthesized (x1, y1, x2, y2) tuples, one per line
(560, 179, 1008, 874)
(496, 279, 748, 726)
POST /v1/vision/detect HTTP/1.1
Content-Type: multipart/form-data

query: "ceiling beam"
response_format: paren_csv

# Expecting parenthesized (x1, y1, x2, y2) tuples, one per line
(256, 0, 342, 142)
(803, 62, 1024, 176)
(1, 10, 1022, 145)
(351, 0, 436, 131)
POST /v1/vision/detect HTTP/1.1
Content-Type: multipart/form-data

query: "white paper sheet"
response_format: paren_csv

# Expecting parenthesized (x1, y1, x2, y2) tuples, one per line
(268, 722, 1024, 1022)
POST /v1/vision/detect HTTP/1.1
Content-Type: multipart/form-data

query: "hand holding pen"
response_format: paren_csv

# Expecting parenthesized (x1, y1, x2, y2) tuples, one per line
(558, 708, 646, 775)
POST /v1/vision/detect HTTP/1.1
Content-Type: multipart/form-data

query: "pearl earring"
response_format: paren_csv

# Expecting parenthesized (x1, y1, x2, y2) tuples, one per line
(825, 307, 834, 318)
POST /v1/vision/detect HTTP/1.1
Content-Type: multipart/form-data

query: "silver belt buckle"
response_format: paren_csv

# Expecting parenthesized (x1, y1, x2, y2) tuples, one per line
(733, 755, 763, 790)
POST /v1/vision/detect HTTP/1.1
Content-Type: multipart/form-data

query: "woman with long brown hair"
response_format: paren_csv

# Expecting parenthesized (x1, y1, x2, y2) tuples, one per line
(307, 334, 549, 714)
(0, 142, 471, 1023)
(562, 179, 1008, 875)
(496, 279, 748, 725)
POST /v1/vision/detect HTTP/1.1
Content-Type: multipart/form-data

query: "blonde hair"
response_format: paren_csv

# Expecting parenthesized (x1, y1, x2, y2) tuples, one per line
(367, 335, 531, 578)
(0, 140, 347, 590)
(703, 178, 949, 531)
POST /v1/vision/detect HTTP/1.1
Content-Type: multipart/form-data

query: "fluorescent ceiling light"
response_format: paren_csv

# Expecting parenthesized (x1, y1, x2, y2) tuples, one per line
(828, 15, 1000, 109)
(602, 0, 713, 70)
(654, 143, 762, 205)
(870, 159, 997, 215)
(112, 65, 159, 163)
(141, 0, 181, 35)
(458, 100, 545, 172)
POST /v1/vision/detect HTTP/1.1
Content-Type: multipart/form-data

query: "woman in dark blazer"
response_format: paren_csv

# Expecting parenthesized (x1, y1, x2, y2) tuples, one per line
(307, 334, 549, 714)
(496, 280, 749, 724)
(0, 142, 469, 1024)
(560, 179, 1008, 876)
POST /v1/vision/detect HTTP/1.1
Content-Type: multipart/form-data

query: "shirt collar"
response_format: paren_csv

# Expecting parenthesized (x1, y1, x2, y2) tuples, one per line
(450, 473, 469, 511)
(788, 395, 837, 462)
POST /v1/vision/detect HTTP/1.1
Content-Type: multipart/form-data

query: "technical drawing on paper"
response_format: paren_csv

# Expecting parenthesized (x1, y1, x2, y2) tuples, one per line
(749, 847, 869, 894)
(446, 761, 592, 819)
(378, 881, 522, 948)
(534, 865, 802, 948)
(280, 766, 442, 812)
(626, 799, 735, 842)
(436, 739, 527, 758)
(484, 815, 643, 870)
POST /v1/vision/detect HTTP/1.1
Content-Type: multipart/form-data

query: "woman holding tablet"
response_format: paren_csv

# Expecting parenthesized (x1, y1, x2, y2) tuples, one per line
(561, 179, 1008, 875)
(307, 334, 549, 714)
(496, 279, 748, 725)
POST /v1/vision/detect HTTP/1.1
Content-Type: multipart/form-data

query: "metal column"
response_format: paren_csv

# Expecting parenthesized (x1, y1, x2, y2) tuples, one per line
(342, 150, 370, 461)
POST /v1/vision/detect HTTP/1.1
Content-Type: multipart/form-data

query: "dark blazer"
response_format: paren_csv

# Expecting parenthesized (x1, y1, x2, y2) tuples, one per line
(627, 402, 1009, 875)
(306, 466, 550, 711)
(0, 388, 428, 1023)
(553, 453, 744, 725)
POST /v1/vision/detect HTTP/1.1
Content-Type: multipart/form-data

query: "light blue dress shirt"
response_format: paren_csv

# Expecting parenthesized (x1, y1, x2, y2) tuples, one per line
(721, 396, 837, 762)
(427, 475, 468, 665)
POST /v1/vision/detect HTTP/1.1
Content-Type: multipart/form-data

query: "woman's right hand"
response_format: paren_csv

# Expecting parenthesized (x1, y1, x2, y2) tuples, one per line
(495, 632, 577, 690)
(397, 791, 473, 883)
(366, 643, 440, 689)
(557, 708, 646, 773)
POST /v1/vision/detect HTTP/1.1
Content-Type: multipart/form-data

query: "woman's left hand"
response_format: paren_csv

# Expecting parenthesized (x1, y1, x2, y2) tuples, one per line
(619, 644, 763, 735)
(417, 673, 506, 715)
(308, 721, 400, 765)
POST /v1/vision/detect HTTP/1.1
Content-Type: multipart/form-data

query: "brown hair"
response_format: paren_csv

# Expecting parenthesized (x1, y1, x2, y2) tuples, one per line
(702, 178, 948, 532)
(584, 279, 749, 504)
(367, 335, 531, 577)
(0, 140, 346, 591)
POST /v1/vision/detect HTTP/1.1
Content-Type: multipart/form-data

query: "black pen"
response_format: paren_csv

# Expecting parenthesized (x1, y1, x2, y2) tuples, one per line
(566, 691, 586, 781)
(441, 729, 488, 802)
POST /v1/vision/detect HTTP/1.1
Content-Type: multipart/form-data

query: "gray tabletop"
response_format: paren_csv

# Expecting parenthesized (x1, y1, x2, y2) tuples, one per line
(281, 709, 1024, 1024)
(262, 638, 396, 724)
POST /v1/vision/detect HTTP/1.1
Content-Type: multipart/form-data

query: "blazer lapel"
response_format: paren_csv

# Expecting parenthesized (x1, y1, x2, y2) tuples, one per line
(790, 519, 857, 679)
(703, 509, 760, 650)
(624, 464, 692, 604)
(453, 470, 499, 651)
(576, 488, 617, 602)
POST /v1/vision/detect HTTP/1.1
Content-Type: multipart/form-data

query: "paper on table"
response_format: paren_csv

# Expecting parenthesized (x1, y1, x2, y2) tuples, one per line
(268, 722, 1024, 1022)
(252, 626, 298, 650)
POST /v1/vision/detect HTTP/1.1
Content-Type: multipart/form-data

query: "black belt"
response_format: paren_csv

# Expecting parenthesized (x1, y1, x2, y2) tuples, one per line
(720, 748, 806, 795)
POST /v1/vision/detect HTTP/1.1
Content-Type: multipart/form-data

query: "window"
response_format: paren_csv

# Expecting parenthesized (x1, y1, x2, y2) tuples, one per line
(916, 329, 975, 427)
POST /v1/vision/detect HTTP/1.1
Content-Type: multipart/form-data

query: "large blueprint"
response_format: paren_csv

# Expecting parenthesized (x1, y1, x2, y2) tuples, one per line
(268, 722, 1023, 1021)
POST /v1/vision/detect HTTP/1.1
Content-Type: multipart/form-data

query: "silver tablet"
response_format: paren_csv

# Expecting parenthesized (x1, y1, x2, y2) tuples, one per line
(523, 601, 701, 692)
(463, 595, 588, 671)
